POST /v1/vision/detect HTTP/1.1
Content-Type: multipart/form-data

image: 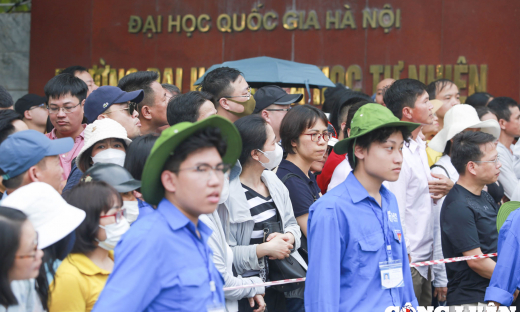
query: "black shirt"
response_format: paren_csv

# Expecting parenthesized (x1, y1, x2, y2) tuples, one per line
(440, 184, 499, 305)
(242, 184, 280, 245)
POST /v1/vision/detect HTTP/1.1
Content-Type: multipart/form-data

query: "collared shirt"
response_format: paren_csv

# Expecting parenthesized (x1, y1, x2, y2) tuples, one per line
(49, 252, 114, 312)
(46, 124, 86, 181)
(328, 156, 352, 192)
(497, 142, 518, 199)
(305, 173, 418, 312)
(485, 209, 520, 306)
(93, 198, 225, 312)
(385, 136, 434, 280)
(136, 198, 155, 220)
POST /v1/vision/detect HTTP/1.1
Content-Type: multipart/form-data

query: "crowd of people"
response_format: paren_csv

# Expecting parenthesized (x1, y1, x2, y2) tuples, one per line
(0, 65, 520, 312)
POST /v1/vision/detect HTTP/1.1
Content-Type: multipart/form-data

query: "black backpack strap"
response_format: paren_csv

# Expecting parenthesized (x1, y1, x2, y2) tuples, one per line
(430, 164, 450, 180)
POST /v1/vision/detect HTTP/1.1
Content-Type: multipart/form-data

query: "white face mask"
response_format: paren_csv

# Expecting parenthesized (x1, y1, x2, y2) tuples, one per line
(96, 217, 130, 250)
(91, 148, 126, 167)
(123, 200, 139, 224)
(257, 144, 283, 170)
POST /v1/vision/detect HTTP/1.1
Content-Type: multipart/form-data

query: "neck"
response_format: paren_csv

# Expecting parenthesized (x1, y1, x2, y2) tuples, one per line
(239, 163, 264, 189)
(165, 192, 199, 226)
(87, 246, 110, 267)
(437, 117, 444, 131)
(56, 124, 84, 140)
(353, 166, 383, 200)
(139, 119, 156, 135)
(401, 116, 423, 140)
(457, 175, 485, 196)
(217, 107, 238, 123)
(286, 153, 312, 178)
(499, 132, 515, 153)
(26, 122, 46, 134)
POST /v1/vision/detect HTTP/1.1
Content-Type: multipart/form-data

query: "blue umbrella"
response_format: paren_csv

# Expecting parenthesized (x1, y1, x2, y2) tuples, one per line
(194, 56, 335, 92)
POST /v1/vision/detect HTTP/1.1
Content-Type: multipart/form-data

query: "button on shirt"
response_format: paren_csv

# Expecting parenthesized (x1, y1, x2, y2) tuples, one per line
(93, 198, 225, 312)
(385, 136, 434, 280)
(46, 125, 86, 181)
(305, 173, 418, 312)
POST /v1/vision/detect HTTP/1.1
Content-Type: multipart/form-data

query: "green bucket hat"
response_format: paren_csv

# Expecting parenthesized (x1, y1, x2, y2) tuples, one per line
(496, 201, 520, 233)
(141, 115, 242, 206)
(334, 103, 421, 155)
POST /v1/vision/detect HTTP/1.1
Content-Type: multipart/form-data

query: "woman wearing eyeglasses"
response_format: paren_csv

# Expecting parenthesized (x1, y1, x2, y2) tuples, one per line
(49, 181, 129, 312)
(0, 206, 44, 312)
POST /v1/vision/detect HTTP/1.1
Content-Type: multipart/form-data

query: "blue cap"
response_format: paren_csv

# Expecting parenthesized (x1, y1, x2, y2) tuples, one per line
(84, 86, 144, 123)
(0, 130, 74, 179)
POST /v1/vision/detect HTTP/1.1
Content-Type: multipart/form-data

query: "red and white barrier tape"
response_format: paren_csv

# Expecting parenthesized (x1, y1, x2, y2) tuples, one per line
(223, 253, 498, 291)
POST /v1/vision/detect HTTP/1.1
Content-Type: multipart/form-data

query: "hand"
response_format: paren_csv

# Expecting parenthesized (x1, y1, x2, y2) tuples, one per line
(433, 287, 448, 302)
(248, 294, 266, 312)
(429, 173, 454, 199)
(265, 235, 293, 260)
(267, 232, 295, 245)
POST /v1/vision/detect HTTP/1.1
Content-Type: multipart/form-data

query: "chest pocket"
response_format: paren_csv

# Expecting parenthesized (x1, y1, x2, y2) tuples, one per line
(179, 267, 208, 287)
(356, 231, 384, 277)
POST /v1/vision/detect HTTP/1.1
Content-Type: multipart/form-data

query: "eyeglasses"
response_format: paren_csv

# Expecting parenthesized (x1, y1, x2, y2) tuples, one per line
(29, 103, 46, 110)
(173, 163, 231, 179)
(222, 87, 252, 100)
(47, 102, 81, 114)
(474, 155, 501, 166)
(304, 132, 332, 142)
(15, 232, 39, 259)
(100, 208, 127, 224)
(104, 102, 137, 116)
(265, 108, 291, 112)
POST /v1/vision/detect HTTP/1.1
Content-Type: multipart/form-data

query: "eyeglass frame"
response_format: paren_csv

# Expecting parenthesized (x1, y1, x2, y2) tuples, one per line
(103, 102, 137, 116)
(172, 163, 231, 179)
(100, 208, 127, 224)
(303, 132, 332, 142)
(29, 103, 46, 111)
(47, 102, 82, 114)
(15, 232, 39, 259)
(473, 155, 501, 166)
(265, 108, 291, 112)
(221, 86, 252, 100)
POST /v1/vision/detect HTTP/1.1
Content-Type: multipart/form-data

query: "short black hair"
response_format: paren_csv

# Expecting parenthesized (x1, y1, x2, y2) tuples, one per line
(0, 85, 13, 109)
(60, 66, 88, 76)
(0, 206, 27, 307)
(164, 127, 227, 172)
(162, 83, 181, 95)
(384, 79, 427, 119)
(322, 83, 347, 113)
(0, 109, 23, 144)
(279, 104, 328, 154)
(343, 100, 370, 139)
(167, 91, 214, 125)
(466, 92, 493, 108)
(118, 71, 159, 110)
(65, 181, 122, 254)
(487, 97, 519, 122)
(234, 115, 268, 166)
(330, 92, 371, 134)
(1, 158, 46, 189)
(476, 106, 496, 120)
(44, 73, 88, 104)
(451, 131, 497, 175)
(347, 126, 412, 169)
(199, 67, 243, 106)
(124, 134, 159, 186)
(426, 79, 456, 100)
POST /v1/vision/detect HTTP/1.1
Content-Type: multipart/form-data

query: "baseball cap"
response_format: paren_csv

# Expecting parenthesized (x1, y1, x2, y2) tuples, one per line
(82, 163, 141, 193)
(496, 201, 520, 233)
(84, 86, 144, 123)
(253, 85, 303, 114)
(14, 94, 47, 115)
(141, 115, 242, 205)
(0, 130, 73, 180)
(1, 182, 86, 249)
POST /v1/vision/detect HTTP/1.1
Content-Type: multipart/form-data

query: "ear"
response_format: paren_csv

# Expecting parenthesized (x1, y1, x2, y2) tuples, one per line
(219, 98, 231, 111)
(466, 161, 478, 176)
(402, 107, 413, 120)
(141, 106, 153, 120)
(250, 149, 261, 162)
(26, 166, 40, 183)
(340, 122, 346, 132)
(97, 114, 106, 120)
(80, 99, 86, 112)
(261, 110, 270, 122)
(353, 144, 366, 161)
(499, 119, 508, 130)
(23, 110, 32, 120)
(161, 170, 177, 194)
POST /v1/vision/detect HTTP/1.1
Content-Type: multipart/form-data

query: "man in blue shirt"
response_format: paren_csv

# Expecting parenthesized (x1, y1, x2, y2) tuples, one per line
(305, 104, 419, 311)
(93, 115, 242, 312)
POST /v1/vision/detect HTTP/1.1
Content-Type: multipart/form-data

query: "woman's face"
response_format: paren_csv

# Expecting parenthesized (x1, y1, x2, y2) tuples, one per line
(9, 221, 43, 281)
(97, 194, 123, 242)
(257, 123, 277, 164)
(292, 118, 329, 162)
(91, 138, 126, 157)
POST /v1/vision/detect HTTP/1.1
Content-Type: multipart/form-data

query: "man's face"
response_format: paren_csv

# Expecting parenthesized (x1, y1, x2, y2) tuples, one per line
(503, 106, 520, 137)
(75, 71, 98, 97)
(149, 82, 169, 128)
(47, 93, 84, 137)
(263, 104, 290, 140)
(410, 91, 434, 125)
(224, 75, 251, 114)
(26, 105, 49, 128)
(375, 78, 395, 106)
(197, 100, 217, 121)
(358, 130, 404, 182)
(104, 102, 141, 139)
(435, 83, 460, 119)
(38, 155, 64, 193)
(473, 142, 501, 185)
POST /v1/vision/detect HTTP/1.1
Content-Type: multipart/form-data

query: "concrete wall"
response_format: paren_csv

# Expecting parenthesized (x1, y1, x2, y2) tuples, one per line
(0, 13, 30, 103)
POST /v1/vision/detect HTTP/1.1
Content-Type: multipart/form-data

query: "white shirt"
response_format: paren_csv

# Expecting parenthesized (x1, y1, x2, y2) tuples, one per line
(0, 279, 43, 312)
(497, 142, 518, 199)
(328, 156, 352, 192)
(385, 136, 434, 280)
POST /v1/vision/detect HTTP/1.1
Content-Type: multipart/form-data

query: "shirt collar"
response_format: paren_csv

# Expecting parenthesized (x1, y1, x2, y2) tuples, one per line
(67, 252, 114, 276)
(48, 124, 86, 141)
(156, 198, 212, 241)
(278, 159, 311, 182)
(344, 173, 391, 204)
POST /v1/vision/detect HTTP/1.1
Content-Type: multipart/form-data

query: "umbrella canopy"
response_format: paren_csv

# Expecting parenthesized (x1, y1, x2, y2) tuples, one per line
(194, 56, 335, 89)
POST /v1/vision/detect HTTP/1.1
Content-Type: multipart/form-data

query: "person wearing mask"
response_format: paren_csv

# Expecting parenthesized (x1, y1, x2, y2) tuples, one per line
(0, 85, 14, 110)
(200, 67, 255, 123)
(426, 79, 461, 131)
(44, 73, 88, 181)
(230, 115, 307, 312)
(2, 182, 86, 311)
(166, 91, 217, 126)
(81, 164, 141, 224)
(252, 85, 302, 141)
(14, 95, 48, 134)
(375, 78, 395, 106)
(49, 181, 129, 312)
(440, 131, 501, 310)
(61, 66, 99, 97)
(94, 115, 240, 311)
(84, 86, 144, 139)
(305, 104, 419, 311)
(487, 97, 520, 200)
(118, 71, 170, 135)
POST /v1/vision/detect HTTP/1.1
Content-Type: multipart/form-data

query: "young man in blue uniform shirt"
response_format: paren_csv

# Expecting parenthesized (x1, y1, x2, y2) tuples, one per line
(93, 115, 242, 312)
(305, 104, 420, 311)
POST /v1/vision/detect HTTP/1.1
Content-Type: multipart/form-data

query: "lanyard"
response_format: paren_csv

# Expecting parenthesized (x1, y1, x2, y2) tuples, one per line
(369, 198, 393, 261)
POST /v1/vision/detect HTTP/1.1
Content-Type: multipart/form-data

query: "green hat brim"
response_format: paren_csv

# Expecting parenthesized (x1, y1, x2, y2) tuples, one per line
(334, 121, 421, 155)
(141, 115, 242, 206)
(497, 201, 520, 233)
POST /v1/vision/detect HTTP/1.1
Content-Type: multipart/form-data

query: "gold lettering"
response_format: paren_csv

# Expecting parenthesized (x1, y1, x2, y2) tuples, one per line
(346, 65, 362, 91)
(175, 68, 183, 91)
(453, 64, 468, 91)
(108, 68, 118, 86)
(303, 11, 320, 30)
(182, 14, 196, 37)
(128, 16, 142, 33)
(363, 10, 377, 29)
(444, 65, 453, 81)
(321, 66, 330, 104)
(147, 68, 161, 82)
(217, 14, 232, 32)
(468, 64, 487, 95)
(330, 65, 346, 84)
(142, 15, 157, 33)
(247, 12, 262, 31)
(157, 15, 162, 33)
(233, 13, 246, 32)
(384, 65, 392, 79)
(379, 4, 395, 33)
(168, 15, 181, 33)
(162, 68, 174, 85)
(126, 68, 138, 76)
(340, 9, 356, 29)
(393, 61, 404, 80)
(283, 11, 298, 30)
(197, 14, 211, 32)
(326, 11, 340, 30)
(427, 65, 443, 84)
(263, 12, 278, 30)
(118, 69, 126, 82)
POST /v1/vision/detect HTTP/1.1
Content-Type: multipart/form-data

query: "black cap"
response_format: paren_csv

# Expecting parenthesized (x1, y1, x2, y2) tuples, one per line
(253, 85, 303, 114)
(14, 94, 47, 115)
(82, 163, 141, 193)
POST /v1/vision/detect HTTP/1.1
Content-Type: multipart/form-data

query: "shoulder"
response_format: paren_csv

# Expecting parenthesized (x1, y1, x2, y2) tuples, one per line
(119, 212, 166, 249)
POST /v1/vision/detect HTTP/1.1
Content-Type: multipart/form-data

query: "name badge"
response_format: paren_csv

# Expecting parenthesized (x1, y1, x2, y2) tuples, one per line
(379, 260, 404, 289)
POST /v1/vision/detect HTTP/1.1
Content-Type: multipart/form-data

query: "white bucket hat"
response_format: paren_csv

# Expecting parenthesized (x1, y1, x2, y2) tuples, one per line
(76, 118, 132, 170)
(429, 104, 500, 153)
(1, 182, 86, 249)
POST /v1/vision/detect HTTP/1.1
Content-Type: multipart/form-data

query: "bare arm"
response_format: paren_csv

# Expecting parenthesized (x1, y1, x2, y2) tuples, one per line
(463, 247, 496, 279)
(296, 213, 309, 238)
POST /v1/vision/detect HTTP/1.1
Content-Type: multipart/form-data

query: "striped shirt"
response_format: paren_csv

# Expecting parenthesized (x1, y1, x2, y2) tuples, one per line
(242, 184, 280, 245)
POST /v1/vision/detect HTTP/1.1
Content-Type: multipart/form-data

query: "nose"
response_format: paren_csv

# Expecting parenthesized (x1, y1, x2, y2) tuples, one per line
(57, 108, 66, 117)
(393, 150, 403, 164)
(207, 169, 222, 187)
(132, 110, 139, 118)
